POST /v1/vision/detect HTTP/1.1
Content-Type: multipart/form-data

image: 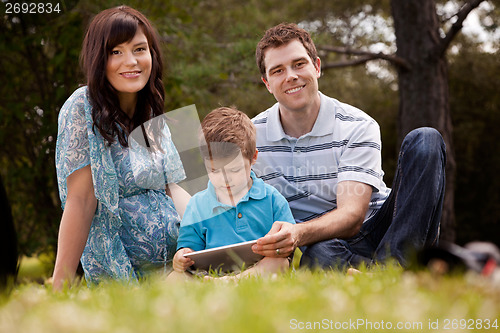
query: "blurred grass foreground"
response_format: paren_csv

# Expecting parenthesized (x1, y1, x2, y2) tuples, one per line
(1, 262, 499, 333)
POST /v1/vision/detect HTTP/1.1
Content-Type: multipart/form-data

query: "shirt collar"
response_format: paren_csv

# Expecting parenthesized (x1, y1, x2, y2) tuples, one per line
(266, 91, 336, 141)
(206, 171, 266, 212)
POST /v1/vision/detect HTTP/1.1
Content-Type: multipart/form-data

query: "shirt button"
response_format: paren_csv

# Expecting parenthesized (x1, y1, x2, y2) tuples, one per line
(238, 213, 243, 218)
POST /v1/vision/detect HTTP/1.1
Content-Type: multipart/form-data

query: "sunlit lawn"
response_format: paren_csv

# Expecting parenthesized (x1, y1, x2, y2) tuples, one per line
(1, 257, 499, 333)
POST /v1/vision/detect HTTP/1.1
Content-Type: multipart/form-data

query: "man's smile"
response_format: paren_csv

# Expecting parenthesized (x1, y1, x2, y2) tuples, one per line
(285, 85, 305, 94)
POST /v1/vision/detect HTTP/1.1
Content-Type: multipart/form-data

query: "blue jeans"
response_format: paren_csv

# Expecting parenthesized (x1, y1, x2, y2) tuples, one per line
(300, 127, 446, 270)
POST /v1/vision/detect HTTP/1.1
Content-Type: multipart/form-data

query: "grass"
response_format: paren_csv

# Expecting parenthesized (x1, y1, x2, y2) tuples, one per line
(15, 255, 54, 285)
(1, 260, 500, 333)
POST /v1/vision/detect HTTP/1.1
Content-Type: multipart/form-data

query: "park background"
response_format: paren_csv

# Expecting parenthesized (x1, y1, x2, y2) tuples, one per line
(1, 0, 499, 266)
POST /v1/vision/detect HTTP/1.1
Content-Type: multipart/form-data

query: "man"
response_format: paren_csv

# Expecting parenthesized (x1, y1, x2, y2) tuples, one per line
(251, 23, 446, 270)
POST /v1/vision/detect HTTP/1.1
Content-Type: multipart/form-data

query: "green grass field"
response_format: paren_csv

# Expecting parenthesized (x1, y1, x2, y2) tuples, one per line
(1, 260, 499, 333)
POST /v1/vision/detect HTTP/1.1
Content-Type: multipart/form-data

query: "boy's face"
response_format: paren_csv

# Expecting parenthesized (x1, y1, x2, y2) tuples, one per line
(205, 150, 258, 205)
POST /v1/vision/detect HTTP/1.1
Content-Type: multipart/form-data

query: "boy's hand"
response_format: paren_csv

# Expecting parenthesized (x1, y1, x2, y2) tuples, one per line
(173, 248, 195, 272)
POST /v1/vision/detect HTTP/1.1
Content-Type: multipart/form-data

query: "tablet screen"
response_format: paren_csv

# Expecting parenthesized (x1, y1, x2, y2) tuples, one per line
(184, 240, 263, 272)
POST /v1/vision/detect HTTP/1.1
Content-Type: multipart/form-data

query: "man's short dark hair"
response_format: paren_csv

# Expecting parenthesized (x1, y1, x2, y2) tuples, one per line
(256, 23, 318, 78)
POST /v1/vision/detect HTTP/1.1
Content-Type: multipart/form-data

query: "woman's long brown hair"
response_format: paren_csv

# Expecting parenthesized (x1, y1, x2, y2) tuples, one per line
(80, 6, 165, 146)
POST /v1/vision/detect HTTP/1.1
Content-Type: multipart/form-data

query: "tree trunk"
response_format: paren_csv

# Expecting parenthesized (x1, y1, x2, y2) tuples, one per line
(391, 0, 457, 242)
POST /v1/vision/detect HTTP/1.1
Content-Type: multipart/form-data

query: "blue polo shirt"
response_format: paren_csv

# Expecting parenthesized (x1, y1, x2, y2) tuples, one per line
(177, 171, 295, 251)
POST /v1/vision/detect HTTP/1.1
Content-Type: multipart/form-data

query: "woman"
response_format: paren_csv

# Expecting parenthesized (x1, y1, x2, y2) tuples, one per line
(52, 6, 190, 289)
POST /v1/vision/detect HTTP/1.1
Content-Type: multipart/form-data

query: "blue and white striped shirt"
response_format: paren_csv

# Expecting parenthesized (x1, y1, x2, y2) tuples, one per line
(252, 92, 390, 223)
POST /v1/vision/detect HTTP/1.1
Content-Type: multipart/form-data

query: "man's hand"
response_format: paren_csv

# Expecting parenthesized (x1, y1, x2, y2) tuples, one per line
(252, 221, 300, 257)
(252, 181, 371, 261)
(173, 248, 194, 272)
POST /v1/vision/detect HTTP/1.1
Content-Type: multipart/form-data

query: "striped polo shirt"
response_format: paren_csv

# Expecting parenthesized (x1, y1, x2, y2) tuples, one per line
(252, 92, 391, 223)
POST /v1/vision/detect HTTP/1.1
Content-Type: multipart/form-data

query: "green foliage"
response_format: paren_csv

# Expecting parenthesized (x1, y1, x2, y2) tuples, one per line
(155, 0, 302, 117)
(1, 268, 499, 333)
(0, 0, 83, 255)
(449, 36, 500, 245)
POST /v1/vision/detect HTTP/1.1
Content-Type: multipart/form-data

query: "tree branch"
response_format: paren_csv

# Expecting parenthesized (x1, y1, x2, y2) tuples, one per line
(318, 45, 411, 71)
(322, 55, 375, 70)
(439, 0, 485, 56)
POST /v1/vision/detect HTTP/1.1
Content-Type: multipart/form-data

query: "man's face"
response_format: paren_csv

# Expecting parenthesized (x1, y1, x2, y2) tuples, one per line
(261, 39, 321, 115)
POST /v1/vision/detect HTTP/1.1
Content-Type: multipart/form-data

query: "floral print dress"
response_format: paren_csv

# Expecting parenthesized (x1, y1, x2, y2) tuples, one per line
(55, 86, 185, 285)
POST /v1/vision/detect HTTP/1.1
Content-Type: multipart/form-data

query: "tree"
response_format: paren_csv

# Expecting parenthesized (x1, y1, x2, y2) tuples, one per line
(390, 0, 486, 242)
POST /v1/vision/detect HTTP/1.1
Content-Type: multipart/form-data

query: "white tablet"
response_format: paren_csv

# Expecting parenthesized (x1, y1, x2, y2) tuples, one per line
(183, 240, 263, 272)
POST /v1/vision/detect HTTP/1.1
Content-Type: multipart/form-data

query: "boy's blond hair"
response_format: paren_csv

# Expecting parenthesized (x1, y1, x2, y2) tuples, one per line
(200, 107, 256, 161)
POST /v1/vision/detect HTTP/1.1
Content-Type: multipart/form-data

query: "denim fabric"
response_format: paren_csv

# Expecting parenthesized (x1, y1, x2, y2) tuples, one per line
(300, 127, 446, 270)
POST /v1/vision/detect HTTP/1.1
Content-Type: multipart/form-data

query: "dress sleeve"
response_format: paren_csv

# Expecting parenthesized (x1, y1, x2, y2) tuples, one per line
(55, 87, 91, 209)
(160, 122, 186, 184)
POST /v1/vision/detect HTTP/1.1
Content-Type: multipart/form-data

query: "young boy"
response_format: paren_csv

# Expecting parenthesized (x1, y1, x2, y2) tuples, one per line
(171, 107, 295, 279)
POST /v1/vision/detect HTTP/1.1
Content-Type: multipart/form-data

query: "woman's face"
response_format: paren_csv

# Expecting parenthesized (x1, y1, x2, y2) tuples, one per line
(106, 27, 152, 100)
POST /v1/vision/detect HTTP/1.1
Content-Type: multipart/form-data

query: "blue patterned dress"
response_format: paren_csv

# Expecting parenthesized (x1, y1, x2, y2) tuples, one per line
(55, 86, 186, 285)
